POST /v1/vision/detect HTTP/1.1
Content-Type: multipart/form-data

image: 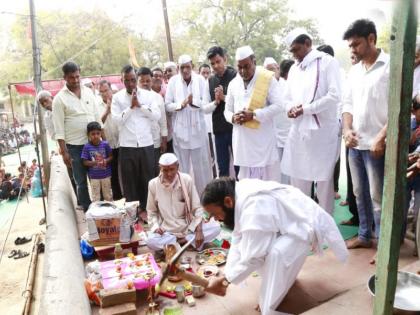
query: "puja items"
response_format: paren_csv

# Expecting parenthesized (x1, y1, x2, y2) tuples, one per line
(100, 253, 161, 291)
(191, 285, 205, 298)
(196, 248, 228, 266)
(175, 285, 185, 303)
(86, 202, 138, 246)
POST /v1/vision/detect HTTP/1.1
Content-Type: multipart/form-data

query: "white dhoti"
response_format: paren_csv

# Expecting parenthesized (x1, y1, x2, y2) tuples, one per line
(260, 234, 310, 315)
(146, 220, 221, 251)
(174, 144, 212, 195)
(290, 177, 334, 214)
(238, 163, 280, 181)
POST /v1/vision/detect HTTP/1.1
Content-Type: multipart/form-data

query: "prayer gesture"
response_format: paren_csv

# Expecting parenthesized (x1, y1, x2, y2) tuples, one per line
(288, 105, 304, 118)
(182, 94, 193, 109)
(131, 89, 140, 109)
(343, 129, 359, 148)
(214, 85, 224, 105)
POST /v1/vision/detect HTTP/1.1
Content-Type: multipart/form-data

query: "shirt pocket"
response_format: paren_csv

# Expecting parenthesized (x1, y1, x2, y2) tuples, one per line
(173, 200, 186, 219)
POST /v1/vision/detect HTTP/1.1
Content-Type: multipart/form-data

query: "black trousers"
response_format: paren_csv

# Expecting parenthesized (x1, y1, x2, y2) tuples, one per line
(345, 147, 359, 223)
(119, 146, 154, 209)
(111, 148, 123, 200)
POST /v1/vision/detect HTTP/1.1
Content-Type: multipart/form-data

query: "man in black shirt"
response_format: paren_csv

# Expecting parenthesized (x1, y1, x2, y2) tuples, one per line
(206, 46, 239, 177)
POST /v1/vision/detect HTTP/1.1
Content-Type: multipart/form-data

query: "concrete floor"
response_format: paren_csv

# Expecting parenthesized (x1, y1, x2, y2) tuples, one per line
(0, 195, 46, 315)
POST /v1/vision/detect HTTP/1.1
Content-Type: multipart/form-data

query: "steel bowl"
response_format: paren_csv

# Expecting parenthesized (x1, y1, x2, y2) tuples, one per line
(367, 271, 420, 311)
(192, 284, 206, 298)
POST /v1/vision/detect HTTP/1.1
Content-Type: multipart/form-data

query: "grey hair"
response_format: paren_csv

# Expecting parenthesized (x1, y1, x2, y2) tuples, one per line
(36, 90, 52, 102)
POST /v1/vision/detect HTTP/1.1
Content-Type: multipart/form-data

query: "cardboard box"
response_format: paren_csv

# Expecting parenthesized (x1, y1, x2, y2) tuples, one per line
(90, 217, 121, 246)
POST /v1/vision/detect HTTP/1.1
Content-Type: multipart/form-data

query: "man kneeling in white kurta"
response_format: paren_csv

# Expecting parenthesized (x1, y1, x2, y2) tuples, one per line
(202, 178, 348, 315)
(146, 153, 221, 251)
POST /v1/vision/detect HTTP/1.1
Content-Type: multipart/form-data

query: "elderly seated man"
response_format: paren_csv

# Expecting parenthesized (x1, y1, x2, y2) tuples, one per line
(146, 153, 221, 251)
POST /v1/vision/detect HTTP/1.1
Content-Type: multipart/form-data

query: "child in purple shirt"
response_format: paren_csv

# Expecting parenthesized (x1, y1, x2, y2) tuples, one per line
(81, 122, 113, 202)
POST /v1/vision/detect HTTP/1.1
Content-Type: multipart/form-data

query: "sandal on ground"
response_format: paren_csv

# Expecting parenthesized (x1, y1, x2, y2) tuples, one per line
(14, 250, 30, 259)
(8, 249, 18, 258)
(37, 243, 45, 254)
(14, 236, 32, 245)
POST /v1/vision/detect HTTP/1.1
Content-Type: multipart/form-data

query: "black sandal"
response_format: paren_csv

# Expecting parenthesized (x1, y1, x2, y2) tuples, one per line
(14, 249, 29, 259)
(8, 249, 17, 258)
(14, 236, 32, 245)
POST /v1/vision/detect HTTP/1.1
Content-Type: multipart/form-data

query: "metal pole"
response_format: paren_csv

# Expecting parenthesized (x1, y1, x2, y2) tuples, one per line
(29, 0, 48, 221)
(7, 84, 22, 166)
(161, 0, 174, 61)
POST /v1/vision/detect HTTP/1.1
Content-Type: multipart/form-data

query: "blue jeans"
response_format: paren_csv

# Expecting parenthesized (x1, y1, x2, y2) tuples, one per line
(214, 132, 239, 177)
(348, 148, 384, 242)
(67, 144, 91, 211)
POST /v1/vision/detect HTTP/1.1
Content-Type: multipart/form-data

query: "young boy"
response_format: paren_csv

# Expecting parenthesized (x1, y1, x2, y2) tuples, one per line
(81, 122, 113, 202)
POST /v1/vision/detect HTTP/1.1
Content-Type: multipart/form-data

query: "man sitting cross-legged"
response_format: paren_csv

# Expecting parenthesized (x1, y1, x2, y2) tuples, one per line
(146, 153, 221, 251)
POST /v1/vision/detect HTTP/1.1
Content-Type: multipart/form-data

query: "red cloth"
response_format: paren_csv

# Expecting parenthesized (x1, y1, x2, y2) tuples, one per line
(12, 75, 124, 96)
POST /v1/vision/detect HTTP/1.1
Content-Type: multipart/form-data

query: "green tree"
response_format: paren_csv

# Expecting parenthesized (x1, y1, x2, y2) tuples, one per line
(169, 0, 321, 65)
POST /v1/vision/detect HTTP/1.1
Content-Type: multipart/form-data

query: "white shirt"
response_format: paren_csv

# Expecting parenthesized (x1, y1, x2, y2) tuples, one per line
(413, 65, 420, 97)
(150, 90, 168, 148)
(44, 110, 55, 140)
(165, 73, 209, 150)
(111, 88, 160, 148)
(100, 100, 120, 149)
(342, 50, 390, 150)
(224, 68, 282, 167)
(52, 85, 102, 145)
(274, 78, 291, 148)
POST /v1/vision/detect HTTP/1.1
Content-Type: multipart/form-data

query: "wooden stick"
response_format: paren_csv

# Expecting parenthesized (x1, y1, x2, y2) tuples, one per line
(22, 233, 41, 315)
(373, 1, 417, 314)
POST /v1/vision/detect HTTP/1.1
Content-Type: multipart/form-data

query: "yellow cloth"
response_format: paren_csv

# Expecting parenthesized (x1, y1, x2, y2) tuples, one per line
(244, 67, 274, 129)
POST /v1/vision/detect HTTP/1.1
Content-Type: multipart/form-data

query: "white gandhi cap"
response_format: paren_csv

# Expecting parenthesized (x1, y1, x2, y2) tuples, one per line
(235, 45, 254, 61)
(178, 54, 192, 65)
(263, 57, 278, 67)
(159, 153, 178, 166)
(285, 28, 312, 47)
(164, 61, 177, 69)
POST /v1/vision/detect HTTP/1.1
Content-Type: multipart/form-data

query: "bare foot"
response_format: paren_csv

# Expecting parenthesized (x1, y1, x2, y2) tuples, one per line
(335, 192, 341, 200)
(346, 238, 373, 249)
(340, 218, 358, 226)
(254, 305, 261, 313)
(339, 200, 349, 206)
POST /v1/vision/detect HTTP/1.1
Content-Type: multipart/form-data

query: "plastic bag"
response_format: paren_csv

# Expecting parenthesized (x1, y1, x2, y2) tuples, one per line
(80, 239, 94, 260)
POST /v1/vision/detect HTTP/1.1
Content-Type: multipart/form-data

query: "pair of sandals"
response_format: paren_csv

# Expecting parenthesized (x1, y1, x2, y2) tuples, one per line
(7, 236, 33, 260)
(8, 249, 29, 259)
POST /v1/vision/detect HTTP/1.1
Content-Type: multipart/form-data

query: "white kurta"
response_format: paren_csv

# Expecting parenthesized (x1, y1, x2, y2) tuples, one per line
(165, 73, 212, 195)
(281, 50, 341, 181)
(224, 179, 348, 315)
(224, 68, 283, 180)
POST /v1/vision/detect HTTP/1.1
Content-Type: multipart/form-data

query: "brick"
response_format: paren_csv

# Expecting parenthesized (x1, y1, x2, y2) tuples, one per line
(99, 303, 136, 315)
(100, 287, 136, 308)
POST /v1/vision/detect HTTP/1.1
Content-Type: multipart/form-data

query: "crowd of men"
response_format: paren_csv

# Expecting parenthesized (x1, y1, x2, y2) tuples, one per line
(35, 18, 420, 314)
